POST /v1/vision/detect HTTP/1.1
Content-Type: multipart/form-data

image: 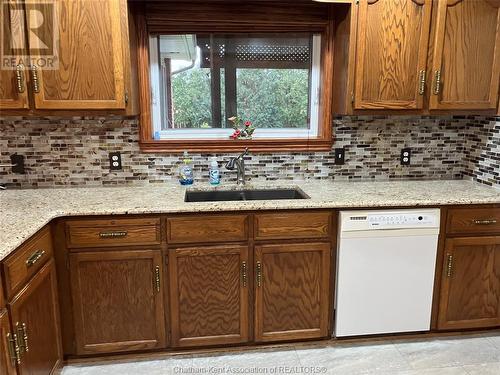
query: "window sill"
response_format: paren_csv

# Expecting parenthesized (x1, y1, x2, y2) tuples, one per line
(139, 138, 333, 153)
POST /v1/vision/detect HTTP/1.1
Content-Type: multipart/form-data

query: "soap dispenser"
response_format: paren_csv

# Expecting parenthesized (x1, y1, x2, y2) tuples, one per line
(209, 157, 220, 185)
(179, 151, 194, 185)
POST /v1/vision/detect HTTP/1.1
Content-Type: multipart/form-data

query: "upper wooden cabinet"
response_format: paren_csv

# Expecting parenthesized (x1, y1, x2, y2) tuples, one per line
(0, 0, 136, 113)
(0, 1, 29, 109)
(31, 0, 126, 109)
(353, 0, 432, 110)
(334, 0, 500, 114)
(429, 0, 500, 110)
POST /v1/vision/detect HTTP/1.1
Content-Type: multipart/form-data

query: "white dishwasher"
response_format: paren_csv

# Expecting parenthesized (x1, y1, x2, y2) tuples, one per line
(335, 209, 440, 337)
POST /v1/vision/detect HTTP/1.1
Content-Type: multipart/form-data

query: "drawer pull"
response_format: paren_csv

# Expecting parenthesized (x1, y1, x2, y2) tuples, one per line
(256, 261, 262, 287)
(16, 322, 28, 353)
(7, 333, 21, 365)
(418, 69, 426, 95)
(154, 266, 161, 292)
(433, 69, 441, 95)
(472, 219, 497, 225)
(25, 250, 46, 267)
(15, 64, 25, 93)
(99, 231, 128, 238)
(446, 254, 453, 278)
(241, 261, 247, 287)
(30, 64, 40, 93)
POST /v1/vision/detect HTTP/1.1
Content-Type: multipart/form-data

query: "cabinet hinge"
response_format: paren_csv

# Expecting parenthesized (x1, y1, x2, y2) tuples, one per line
(351, 92, 355, 104)
(125, 91, 129, 105)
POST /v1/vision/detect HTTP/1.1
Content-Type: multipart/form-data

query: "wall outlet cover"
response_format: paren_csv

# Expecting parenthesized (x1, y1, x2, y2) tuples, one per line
(401, 148, 411, 166)
(109, 152, 122, 171)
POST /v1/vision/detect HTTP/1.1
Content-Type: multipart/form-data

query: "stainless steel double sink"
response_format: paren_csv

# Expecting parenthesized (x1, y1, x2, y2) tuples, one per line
(185, 188, 309, 202)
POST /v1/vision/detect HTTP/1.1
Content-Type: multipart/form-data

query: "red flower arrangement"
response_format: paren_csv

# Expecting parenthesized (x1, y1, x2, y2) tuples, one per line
(228, 116, 256, 140)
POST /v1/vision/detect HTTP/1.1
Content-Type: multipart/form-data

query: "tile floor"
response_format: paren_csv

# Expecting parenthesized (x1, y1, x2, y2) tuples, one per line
(62, 333, 500, 375)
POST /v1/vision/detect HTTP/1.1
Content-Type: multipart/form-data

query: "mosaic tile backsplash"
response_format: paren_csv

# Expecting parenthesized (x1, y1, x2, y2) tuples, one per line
(0, 115, 498, 188)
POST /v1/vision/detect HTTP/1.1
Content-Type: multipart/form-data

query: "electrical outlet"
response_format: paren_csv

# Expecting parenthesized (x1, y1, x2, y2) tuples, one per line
(109, 152, 122, 171)
(400, 148, 411, 166)
(10, 154, 25, 174)
(334, 148, 345, 165)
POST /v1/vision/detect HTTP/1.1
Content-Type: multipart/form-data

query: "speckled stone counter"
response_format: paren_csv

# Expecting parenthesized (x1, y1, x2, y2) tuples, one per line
(1, 180, 499, 261)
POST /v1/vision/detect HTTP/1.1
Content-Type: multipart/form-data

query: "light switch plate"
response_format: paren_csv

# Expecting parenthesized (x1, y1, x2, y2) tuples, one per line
(335, 148, 345, 165)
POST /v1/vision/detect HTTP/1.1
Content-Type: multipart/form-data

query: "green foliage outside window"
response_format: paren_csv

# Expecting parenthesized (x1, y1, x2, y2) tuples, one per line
(170, 68, 309, 129)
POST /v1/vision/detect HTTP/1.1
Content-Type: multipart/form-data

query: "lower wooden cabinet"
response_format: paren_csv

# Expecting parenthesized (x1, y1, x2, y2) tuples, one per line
(8, 260, 62, 375)
(438, 236, 500, 330)
(169, 245, 249, 347)
(0, 309, 16, 375)
(70, 250, 166, 354)
(255, 242, 331, 342)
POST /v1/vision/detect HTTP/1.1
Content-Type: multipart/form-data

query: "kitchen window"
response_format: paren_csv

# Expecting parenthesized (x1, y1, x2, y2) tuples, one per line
(149, 33, 322, 140)
(134, 1, 334, 152)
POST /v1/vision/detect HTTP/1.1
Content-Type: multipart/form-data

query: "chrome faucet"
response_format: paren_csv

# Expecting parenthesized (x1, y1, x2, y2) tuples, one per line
(225, 148, 249, 185)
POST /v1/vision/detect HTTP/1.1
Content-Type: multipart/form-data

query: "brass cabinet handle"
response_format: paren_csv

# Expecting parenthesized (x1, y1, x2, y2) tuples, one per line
(154, 266, 160, 292)
(15, 64, 25, 93)
(25, 250, 45, 267)
(241, 261, 247, 287)
(418, 70, 426, 95)
(99, 231, 128, 238)
(256, 261, 262, 287)
(7, 333, 21, 365)
(472, 219, 497, 225)
(16, 322, 28, 353)
(433, 69, 441, 95)
(446, 254, 453, 277)
(30, 65, 40, 93)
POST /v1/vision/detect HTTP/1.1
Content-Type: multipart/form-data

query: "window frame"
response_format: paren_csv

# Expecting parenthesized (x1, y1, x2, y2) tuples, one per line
(134, 2, 334, 153)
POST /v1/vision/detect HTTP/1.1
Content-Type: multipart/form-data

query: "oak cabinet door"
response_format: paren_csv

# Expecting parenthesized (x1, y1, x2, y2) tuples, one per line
(429, 0, 500, 110)
(353, 0, 432, 109)
(0, 309, 16, 375)
(169, 245, 249, 347)
(70, 250, 166, 354)
(0, 1, 29, 109)
(29, 0, 126, 109)
(438, 237, 500, 330)
(255, 242, 331, 342)
(9, 260, 62, 375)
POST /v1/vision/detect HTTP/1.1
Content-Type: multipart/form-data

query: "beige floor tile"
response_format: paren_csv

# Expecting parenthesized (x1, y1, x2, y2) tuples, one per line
(394, 336, 500, 369)
(295, 342, 411, 374)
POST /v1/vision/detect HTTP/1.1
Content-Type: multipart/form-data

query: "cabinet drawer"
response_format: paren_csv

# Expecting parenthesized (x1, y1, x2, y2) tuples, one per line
(66, 218, 161, 248)
(167, 215, 249, 244)
(254, 211, 332, 240)
(447, 208, 500, 235)
(3, 226, 53, 299)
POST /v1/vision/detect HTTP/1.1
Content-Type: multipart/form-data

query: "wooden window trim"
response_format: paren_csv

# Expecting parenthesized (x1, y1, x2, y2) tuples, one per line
(133, 2, 334, 153)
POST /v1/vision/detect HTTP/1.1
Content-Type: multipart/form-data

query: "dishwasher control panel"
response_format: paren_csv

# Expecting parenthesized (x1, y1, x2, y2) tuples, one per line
(340, 209, 440, 231)
(368, 213, 436, 228)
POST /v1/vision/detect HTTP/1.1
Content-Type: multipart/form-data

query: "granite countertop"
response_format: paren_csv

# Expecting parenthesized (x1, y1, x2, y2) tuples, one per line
(0, 179, 499, 261)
